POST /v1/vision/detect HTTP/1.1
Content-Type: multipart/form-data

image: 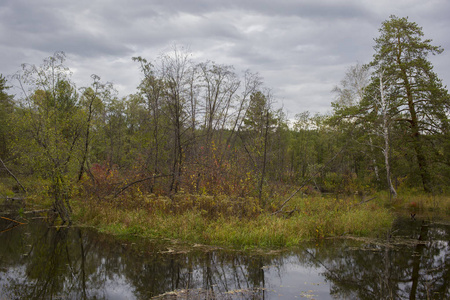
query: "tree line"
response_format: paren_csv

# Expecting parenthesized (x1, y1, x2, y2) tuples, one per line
(1, 16, 449, 222)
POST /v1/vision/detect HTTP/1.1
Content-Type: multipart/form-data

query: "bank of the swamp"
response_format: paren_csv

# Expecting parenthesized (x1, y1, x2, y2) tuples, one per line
(71, 193, 396, 248)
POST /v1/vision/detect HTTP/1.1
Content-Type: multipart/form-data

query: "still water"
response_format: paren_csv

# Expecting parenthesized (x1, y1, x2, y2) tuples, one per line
(0, 212, 449, 299)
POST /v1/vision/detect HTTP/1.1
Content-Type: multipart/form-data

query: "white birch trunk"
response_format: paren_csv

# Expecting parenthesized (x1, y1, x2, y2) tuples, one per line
(379, 72, 397, 198)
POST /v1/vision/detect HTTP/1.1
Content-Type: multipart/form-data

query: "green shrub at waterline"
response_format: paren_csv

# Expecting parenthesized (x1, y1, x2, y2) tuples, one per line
(73, 194, 394, 248)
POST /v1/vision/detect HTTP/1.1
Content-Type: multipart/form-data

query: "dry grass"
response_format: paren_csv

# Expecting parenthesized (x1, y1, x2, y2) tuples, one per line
(72, 193, 394, 248)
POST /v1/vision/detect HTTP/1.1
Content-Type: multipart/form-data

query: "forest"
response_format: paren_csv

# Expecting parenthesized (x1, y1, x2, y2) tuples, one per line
(1, 16, 449, 243)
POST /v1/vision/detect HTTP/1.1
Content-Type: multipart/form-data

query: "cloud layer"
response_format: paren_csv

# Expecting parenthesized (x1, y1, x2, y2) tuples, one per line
(1, 0, 449, 115)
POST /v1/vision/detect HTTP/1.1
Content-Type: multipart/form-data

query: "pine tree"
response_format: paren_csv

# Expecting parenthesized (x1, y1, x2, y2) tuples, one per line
(369, 15, 450, 192)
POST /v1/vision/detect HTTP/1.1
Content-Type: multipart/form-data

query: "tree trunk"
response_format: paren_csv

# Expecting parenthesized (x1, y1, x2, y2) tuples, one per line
(400, 67, 432, 192)
(258, 111, 270, 205)
(379, 74, 397, 197)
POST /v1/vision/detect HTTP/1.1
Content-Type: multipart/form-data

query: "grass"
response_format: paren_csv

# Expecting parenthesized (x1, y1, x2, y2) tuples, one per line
(7, 175, 450, 248)
(71, 193, 395, 248)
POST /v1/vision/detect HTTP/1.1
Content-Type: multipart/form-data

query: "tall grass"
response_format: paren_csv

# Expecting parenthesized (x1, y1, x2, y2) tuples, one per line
(72, 193, 394, 248)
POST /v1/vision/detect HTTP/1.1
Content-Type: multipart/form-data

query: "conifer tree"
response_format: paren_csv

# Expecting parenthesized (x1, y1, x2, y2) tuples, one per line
(369, 15, 450, 192)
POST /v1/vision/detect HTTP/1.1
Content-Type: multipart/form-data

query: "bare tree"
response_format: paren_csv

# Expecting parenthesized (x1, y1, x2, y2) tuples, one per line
(198, 61, 240, 146)
(158, 46, 194, 193)
(133, 56, 167, 192)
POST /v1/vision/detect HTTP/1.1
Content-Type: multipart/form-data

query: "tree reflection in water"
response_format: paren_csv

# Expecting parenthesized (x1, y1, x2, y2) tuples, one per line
(0, 215, 449, 299)
(306, 217, 450, 299)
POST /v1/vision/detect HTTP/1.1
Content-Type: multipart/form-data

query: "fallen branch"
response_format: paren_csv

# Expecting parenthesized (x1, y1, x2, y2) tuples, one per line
(271, 181, 312, 216)
(1, 216, 27, 225)
(272, 145, 347, 215)
(351, 196, 377, 208)
(114, 173, 174, 197)
(0, 157, 27, 193)
(0, 223, 23, 234)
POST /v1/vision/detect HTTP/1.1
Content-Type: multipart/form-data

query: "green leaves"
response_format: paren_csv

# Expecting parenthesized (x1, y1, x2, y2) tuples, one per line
(0, 74, 14, 158)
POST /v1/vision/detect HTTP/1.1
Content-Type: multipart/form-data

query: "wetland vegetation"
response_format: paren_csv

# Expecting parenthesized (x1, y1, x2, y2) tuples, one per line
(1, 13, 450, 299)
(0, 208, 449, 299)
(1, 16, 450, 250)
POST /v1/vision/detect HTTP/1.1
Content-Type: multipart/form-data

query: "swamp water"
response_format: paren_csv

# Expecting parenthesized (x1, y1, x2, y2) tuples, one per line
(0, 213, 449, 299)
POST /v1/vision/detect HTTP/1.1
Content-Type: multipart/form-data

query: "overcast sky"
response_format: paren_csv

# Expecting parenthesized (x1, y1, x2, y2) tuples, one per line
(1, 0, 449, 116)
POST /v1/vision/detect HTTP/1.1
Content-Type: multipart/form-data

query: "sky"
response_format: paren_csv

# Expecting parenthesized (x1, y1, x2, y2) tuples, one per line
(1, 0, 449, 117)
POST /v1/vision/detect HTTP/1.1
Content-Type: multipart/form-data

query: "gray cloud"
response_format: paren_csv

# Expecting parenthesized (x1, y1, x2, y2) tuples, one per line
(1, 0, 449, 115)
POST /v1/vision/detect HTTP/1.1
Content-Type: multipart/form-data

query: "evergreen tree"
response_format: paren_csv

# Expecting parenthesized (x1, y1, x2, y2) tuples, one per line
(0, 75, 14, 159)
(369, 15, 450, 192)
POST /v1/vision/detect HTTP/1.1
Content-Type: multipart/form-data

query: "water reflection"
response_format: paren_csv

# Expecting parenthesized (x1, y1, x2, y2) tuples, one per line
(309, 217, 450, 299)
(0, 214, 449, 299)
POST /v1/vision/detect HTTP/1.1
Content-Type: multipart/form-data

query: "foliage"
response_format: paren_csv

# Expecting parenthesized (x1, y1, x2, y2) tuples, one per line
(329, 15, 450, 196)
(368, 15, 450, 192)
(12, 52, 83, 223)
(0, 74, 14, 159)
